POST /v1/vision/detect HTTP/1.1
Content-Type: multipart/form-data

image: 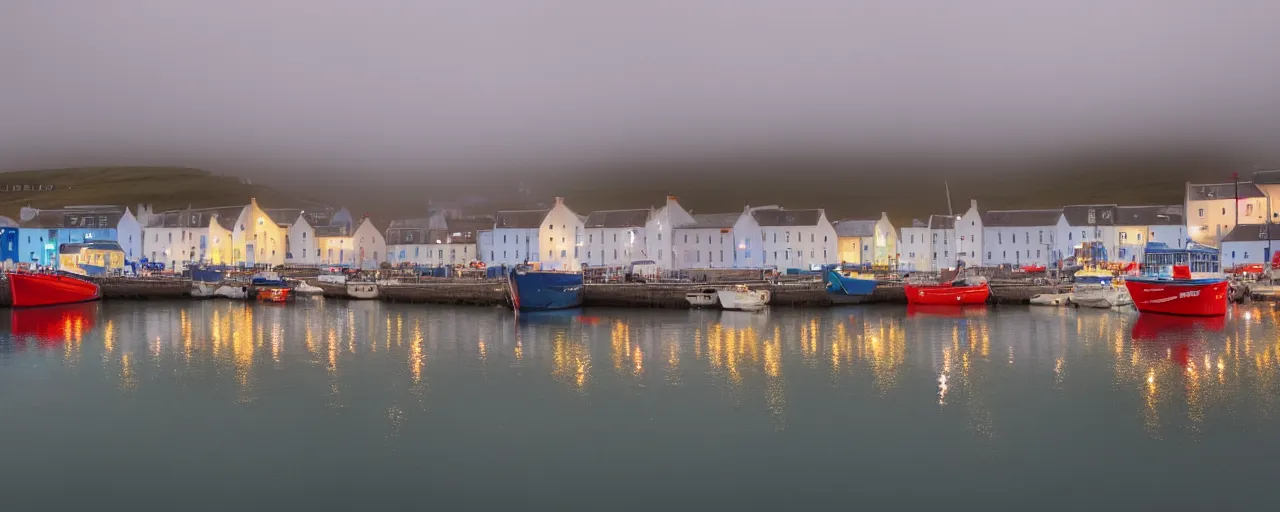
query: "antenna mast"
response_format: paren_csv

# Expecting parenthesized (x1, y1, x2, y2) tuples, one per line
(945, 181, 955, 217)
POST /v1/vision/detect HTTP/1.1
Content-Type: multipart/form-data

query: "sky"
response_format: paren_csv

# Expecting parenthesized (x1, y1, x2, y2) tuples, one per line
(2, 0, 1280, 173)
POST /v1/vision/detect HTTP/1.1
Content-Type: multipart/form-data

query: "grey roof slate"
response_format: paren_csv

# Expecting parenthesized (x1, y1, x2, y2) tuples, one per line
(832, 219, 876, 237)
(1187, 182, 1264, 200)
(752, 209, 822, 227)
(1221, 223, 1280, 242)
(1062, 205, 1116, 226)
(982, 209, 1063, 227)
(584, 209, 650, 228)
(928, 215, 956, 230)
(494, 210, 549, 229)
(684, 213, 741, 229)
(1115, 205, 1183, 226)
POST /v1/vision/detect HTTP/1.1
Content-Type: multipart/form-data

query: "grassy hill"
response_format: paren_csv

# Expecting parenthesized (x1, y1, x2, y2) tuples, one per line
(0, 167, 330, 218)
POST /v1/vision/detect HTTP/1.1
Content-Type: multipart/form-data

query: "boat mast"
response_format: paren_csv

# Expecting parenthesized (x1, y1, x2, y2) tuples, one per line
(945, 181, 954, 217)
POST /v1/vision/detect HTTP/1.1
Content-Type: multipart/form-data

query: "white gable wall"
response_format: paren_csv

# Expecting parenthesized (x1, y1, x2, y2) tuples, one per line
(955, 202, 983, 268)
(539, 198, 583, 270)
(645, 197, 695, 270)
(116, 209, 142, 262)
(899, 227, 931, 271)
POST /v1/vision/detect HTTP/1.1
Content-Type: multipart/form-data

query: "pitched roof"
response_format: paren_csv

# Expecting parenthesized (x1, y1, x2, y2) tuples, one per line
(1221, 223, 1280, 242)
(684, 213, 741, 229)
(752, 209, 823, 227)
(832, 219, 876, 237)
(982, 209, 1063, 227)
(495, 210, 549, 229)
(20, 206, 126, 229)
(1253, 170, 1280, 185)
(386, 217, 434, 230)
(927, 215, 956, 230)
(910, 219, 928, 228)
(149, 206, 245, 230)
(264, 208, 303, 227)
(1187, 182, 1265, 201)
(1115, 205, 1183, 226)
(1061, 205, 1116, 226)
(314, 225, 350, 237)
(584, 209, 650, 228)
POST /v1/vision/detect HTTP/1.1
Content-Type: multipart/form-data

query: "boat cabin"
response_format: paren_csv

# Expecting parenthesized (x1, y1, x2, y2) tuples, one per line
(1141, 242, 1220, 278)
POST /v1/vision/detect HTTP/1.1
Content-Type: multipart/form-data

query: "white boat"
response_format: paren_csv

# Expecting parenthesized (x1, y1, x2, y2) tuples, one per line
(318, 273, 347, 285)
(293, 281, 324, 295)
(1069, 269, 1132, 308)
(717, 284, 771, 311)
(685, 288, 720, 308)
(346, 281, 379, 300)
(376, 279, 401, 286)
(1029, 293, 1070, 306)
(191, 281, 217, 298)
(214, 285, 249, 300)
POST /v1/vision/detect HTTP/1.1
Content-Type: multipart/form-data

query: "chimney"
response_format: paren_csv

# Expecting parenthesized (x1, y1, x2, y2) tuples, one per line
(554, 197, 564, 206)
(667, 195, 678, 202)
(970, 199, 978, 212)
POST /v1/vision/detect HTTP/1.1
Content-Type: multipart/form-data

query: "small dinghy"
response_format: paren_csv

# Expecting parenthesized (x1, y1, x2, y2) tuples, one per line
(191, 281, 218, 298)
(293, 281, 324, 295)
(214, 285, 249, 300)
(346, 281, 379, 300)
(1029, 293, 1070, 306)
(685, 288, 720, 308)
(717, 284, 770, 311)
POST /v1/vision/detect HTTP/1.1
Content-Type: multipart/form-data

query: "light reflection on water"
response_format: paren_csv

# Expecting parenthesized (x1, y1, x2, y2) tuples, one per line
(1, 300, 1278, 508)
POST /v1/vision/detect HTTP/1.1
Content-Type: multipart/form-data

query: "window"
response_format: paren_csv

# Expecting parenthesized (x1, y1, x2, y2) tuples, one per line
(773, 251, 777, 260)
(1247, 204, 1255, 216)
(549, 224, 554, 230)
(720, 250, 724, 262)
(657, 233, 662, 241)
(1222, 208, 1227, 215)
(932, 233, 937, 242)
(613, 249, 618, 259)
(560, 250, 566, 258)
(1198, 208, 1205, 217)
(786, 232, 790, 243)
(696, 251, 701, 262)
(1016, 251, 1020, 259)
(613, 233, 617, 242)
(684, 234, 688, 243)
(1137, 233, 1142, 241)
(987, 251, 992, 259)
(911, 235, 915, 243)
(589, 234, 593, 243)
(490, 251, 495, 260)
(1081, 230, 1086, 239)
(773, 233, 777, 243)
(1245, 252, 1250, 259)
(504, 251, 508, 259)
(998, 233, 1002, 244)
(549, 250, 553, 258)
(549, 237, 553, 243)
(810, 234, 814, 243)
(1039, 231, 1043, 243)
(1120, 232, 1127, 241)
(658, 249, 663, 259)
(696, 235, 700, 244)
(1003, 251, 1007, 258)
(1232, 251, 1236, 258)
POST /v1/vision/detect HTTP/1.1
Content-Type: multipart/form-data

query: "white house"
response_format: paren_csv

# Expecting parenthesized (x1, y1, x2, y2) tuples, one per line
(927, 214, 958, 270)
(898, 219, 932, 272)
(583, 209, 652, 267)
(285, 214, 319, 264)
(752, 207, 838, 269)
(981, 209, 1061, 267)
(489, 209, 546, 267)
(1114, 205, 1186, 262)
(1220, 224, 1280, 268)
(645, 196, 696, 270)
(1056, 205, 1119, 264)
(488, 197, 583, 270)
(832, 212, 897, 266)
(672, 212, 741, 269)
(477, 230, 493, 264)
(143, 205, 243, 270)
(1185, 181, 1267, 246)
(955, 200, 983, 268)
(386, 215, 488, 267)
(312, 217, 385, 268)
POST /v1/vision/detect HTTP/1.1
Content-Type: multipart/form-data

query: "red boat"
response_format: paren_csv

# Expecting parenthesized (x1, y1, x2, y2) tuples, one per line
(256, 287, 291, 303)
(6, 271, 101, 308)
(1019, 264, 1047, 273)
(904, 277, 990, 306)
(1123, 243, 1228, 317)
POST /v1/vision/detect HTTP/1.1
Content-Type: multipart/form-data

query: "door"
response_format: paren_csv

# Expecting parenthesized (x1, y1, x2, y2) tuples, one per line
(246, 243, 256, 267)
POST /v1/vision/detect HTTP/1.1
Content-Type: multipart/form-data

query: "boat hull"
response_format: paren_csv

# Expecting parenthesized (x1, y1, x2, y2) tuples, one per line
(717, 289, 771, 311)
(903, 283, 989, 306)
(824, 270, 878, 296)
(1124, 278, 1229, 316)
(256, 287, 292, 303)
(6, 272, 101, 308)
(1029, 293, 1070, 306)
(507, 270, 584, 311)
(346, 283, 379, 299)
(1069, 285, 1133, 308)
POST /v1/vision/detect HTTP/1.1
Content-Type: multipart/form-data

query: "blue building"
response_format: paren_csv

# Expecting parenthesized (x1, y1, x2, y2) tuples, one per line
(17, 206, 128, 268)
(0, 216, 19, 266)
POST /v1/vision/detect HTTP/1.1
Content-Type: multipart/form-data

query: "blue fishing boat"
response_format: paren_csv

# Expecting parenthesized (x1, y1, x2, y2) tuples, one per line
(507, 266, 584, 311)
(824, 267, 879, 296)
(188, 264, 224, 283)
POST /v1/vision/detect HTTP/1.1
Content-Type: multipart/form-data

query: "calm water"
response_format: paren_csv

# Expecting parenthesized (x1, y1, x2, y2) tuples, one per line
(2, 299, 1277, 510)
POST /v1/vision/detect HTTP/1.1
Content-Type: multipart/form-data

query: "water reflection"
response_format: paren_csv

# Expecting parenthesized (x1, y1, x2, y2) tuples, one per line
(3, 301, 1280, 440)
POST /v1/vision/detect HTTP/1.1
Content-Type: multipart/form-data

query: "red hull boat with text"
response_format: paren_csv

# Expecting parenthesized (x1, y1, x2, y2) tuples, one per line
(6, 272, 102, 308)
(1123, 243, 1228, 317)
(904, 276, 990, 306)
